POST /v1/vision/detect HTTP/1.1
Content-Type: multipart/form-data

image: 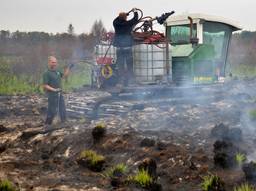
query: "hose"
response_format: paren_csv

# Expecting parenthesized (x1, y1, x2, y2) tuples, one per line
(127, 8, 144, 21)
(131, 9, 174, 48)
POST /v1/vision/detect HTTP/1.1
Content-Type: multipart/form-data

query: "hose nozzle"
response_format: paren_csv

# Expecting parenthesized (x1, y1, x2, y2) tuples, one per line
(156, 11, 175, 24)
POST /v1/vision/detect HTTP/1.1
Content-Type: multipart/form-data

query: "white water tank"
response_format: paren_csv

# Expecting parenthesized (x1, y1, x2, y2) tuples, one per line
(95, 44, 116, 63)
(133, 43, 172, 84)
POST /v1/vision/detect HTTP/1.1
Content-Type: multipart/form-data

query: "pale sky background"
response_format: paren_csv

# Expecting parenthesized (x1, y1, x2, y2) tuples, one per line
(0, 0, 255, 34)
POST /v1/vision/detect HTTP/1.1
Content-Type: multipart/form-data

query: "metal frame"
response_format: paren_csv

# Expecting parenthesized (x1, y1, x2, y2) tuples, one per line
(133, 43, 171, 84)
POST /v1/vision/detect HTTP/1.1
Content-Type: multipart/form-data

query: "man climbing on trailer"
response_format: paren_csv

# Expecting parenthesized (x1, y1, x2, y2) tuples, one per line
(43, 56, 71, 128)
(113, 8, 139, 86)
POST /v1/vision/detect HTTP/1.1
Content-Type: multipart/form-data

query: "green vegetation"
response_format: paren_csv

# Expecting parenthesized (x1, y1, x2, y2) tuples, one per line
(249, 109, 256, 120)
(235, 153, 247, 165)
(95, 123, 106, 129)
(79, 150, 105, 166)
(131, 169, 153, 188)
(92, 122, 106, 142)
(234, 183, 255, 191)
(201, 175, 215, 191)
(78, 149, 105, 172)
(0, 74, 40, 95)
(62, 62, 91, 91)
(201, 175, 224, 191)
(230, 65, 256, 78)
(105, 163, 127, 178)
(0, 57, 91, 95)
(0, 179, 16, 191)
(0, 56, 39, 95)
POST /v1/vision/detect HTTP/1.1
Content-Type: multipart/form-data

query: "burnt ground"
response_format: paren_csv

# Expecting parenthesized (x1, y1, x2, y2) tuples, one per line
(1, 79, 256, 191)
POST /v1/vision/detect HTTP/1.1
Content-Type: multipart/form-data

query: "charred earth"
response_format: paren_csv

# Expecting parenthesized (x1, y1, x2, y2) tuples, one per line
(1, 79, 256, 190)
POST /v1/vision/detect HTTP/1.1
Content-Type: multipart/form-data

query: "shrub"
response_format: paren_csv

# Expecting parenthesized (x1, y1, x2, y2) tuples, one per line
(213, 140, 238, 169)
(132, 169, 153, 188)
(236, 153, 247, 165)
(79, 150, 105, 165)
(201, 174, 226, 191)
(95, 123, 106, 129)
(234, 183, 255, 191)
(0, 179, 16, 191)
(77, 150, 105, 171)
(249, 109, 256, 120)
(92, 123, 106, 142)
(106, 163, 127, 178)
(105, 163, 128, 188)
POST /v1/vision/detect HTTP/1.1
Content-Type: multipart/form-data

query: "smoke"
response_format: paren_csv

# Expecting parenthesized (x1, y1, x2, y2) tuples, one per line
(116, 74, 256, 143)
(93, 41, 256, 150)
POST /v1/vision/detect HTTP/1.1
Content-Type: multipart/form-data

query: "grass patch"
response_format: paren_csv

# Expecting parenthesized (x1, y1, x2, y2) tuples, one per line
(95, 123, 106, 129)
(130, 169, 153, 188)
(105, 163, 127, 178)
(0, 179, 16, 191)
(234, 183, 255, 191)
(236, 153, 247, 165)
(77, 149, 105, 171)
(201, 174, 225, 191)
(0, 74, 41, 95)
(79, 150, 105, 166)
(230, 64, 256, 78)
(249, 109, 256, 120)
(92, 123, 106, 142)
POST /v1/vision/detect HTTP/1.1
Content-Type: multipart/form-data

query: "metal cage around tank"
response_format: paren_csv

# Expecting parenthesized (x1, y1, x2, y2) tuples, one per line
(94, 43, 117, 64)
(93, 42, 172, 86)
(133, 43, 172, 84)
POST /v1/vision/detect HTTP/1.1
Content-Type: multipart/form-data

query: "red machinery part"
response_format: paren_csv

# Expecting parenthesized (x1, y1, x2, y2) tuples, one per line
(96, 57, 114, 65)
(143, 33, 165, 44)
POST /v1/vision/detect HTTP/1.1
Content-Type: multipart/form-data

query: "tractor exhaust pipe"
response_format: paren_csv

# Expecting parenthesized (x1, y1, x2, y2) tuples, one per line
(188, 17, 193, 40)
(188, 16, 199, 45)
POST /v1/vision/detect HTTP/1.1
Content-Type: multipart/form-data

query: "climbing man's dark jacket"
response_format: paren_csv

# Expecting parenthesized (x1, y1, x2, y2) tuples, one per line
(113, 12, 139, 47)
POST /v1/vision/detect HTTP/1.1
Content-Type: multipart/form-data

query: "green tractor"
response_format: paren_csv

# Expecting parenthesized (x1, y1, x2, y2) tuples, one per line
(92, 11, 241, 91)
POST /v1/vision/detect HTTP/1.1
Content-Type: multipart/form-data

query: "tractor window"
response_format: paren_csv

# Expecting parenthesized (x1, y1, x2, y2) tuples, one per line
(203, 22, 231, 59)
(168, 24, 196, 44)
(203, 22, 232, 76)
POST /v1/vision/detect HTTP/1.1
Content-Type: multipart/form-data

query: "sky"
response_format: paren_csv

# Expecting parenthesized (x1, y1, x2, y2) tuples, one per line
(0, 0, 255, 34)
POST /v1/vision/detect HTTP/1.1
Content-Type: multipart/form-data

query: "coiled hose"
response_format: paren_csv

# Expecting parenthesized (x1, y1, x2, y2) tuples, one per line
(131, 8, 172, 48)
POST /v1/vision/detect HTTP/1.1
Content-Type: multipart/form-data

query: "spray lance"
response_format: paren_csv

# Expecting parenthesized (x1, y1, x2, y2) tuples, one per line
(54, 60, 75, 124)
(156, 11, 175, 24)
(68, 62, 75, 70)
(133, 10, 175, 31)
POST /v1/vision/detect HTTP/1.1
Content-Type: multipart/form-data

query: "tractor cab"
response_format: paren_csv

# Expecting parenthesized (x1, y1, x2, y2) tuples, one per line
(165, 13, 241, 85)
